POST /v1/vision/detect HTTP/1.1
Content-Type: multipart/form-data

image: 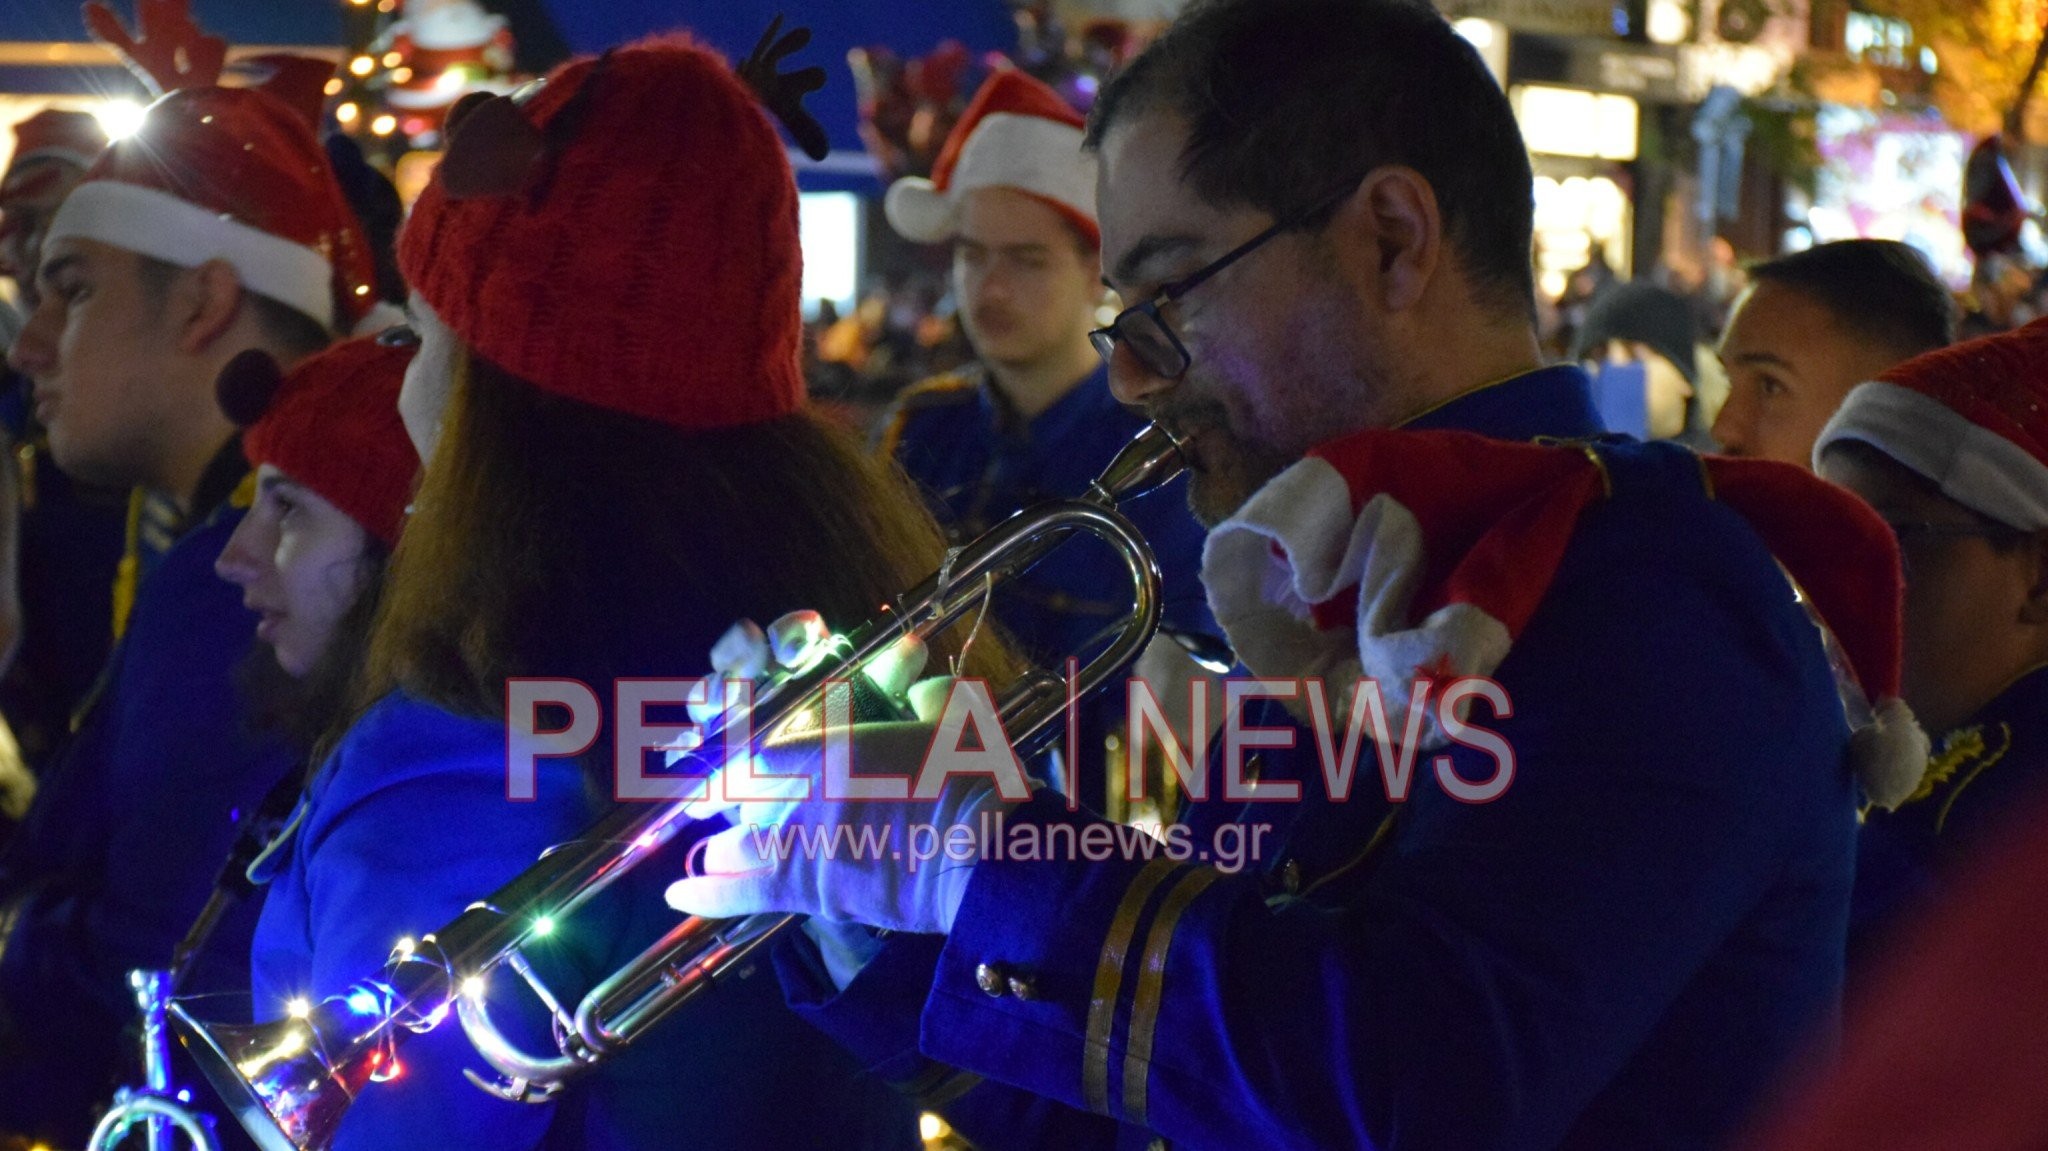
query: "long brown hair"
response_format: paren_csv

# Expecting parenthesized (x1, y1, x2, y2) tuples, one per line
(361, 349, 1011, 742)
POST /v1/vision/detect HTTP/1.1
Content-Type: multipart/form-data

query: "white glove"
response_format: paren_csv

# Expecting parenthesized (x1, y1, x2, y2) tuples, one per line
(665, 613, 1017, 935)
(666, 724, 1003, 934)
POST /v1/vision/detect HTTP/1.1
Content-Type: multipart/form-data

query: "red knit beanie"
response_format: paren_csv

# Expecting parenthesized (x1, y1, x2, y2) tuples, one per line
(399, 34, 808, 430)
(220, 338, 419, 548)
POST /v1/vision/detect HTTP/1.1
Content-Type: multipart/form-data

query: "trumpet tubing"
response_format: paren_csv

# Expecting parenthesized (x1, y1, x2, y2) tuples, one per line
(170, 424, 1187, 1151)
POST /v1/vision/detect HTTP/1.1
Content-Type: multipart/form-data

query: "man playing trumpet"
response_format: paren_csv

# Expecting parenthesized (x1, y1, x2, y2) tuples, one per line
(667, 1, 1922, 1147)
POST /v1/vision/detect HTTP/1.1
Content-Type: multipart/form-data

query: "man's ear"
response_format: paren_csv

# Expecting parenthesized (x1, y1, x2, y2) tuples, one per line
(1329, 166, 1442, 313)
(171, 259, 247, 355)
(2019, 530, 2048, 626)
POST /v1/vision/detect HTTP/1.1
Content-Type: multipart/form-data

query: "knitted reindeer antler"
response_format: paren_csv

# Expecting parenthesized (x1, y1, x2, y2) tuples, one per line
(739, 15, 830, 162)
(82, 0, 227, 96)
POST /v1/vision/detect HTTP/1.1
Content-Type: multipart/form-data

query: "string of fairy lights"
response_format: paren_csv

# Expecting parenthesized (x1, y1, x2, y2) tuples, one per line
(324, 0, 518, 160)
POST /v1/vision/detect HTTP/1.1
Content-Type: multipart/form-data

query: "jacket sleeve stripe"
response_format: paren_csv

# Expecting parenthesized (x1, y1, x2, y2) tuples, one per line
(1122, 865, 1226, 1127)
(1083, 855, 1179, 1114)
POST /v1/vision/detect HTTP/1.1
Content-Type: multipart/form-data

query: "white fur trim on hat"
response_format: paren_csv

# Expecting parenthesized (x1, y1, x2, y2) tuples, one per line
(9, 145, 103, 175)
(884, 176, 954, 245)
(1855, 695, 1932, 810)
(351, 299, 407, 338)
(884, 113, 1094, 243)
(45, 179, 336, 330)
(1815, 380, 2048, 530)
(1202, 456, 1512, 749)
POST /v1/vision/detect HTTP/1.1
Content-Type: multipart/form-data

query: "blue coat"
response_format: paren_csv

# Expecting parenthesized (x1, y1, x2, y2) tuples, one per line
(253, 692, 918, 1151)
(0, 372, 131, 769)
(1850, 664, 2048, 971)
(782, 367, 1862, 1150)
(0, 446, 297, 1142)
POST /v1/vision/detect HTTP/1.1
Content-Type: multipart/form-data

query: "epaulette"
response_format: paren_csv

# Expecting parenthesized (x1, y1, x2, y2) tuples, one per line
(878, 370, 983, 458)
(897, 370, 981, 410)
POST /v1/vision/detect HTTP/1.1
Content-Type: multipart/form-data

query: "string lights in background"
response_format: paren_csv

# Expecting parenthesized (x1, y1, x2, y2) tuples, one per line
(327, 0, 518, 179)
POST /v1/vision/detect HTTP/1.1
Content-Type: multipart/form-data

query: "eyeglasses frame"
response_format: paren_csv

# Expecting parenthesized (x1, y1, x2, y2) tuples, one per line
(1089, 182, 1359, 380)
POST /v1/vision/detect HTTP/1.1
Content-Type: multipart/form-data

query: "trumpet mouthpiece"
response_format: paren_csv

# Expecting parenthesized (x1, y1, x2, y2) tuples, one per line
(1091, 424, 1187, 505)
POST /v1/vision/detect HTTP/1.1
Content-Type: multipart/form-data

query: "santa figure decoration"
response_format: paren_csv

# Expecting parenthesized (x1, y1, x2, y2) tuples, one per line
(376, 0, 516, 137)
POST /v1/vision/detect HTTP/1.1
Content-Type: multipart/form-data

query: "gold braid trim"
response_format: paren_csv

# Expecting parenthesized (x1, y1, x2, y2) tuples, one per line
(1083, 856, 1177, 1114)
(1122, 866, 1225, 1127)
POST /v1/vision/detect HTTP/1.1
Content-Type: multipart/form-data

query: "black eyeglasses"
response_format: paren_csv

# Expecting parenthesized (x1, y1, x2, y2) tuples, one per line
(375, 323, 421, 348)
(1886, 520, 2027, 543)
(1090, 184, 1357, 380)
(1886, 518, 2029, 579)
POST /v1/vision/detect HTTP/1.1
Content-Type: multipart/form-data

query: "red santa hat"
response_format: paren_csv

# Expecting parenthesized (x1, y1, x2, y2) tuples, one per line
(216, 337, 418, 547)
(1, 111, 108, 255)
(399, 32, 815, 430)
(1815, 317, 2048, 532)
(1203, 430, 1929, 808)
(3, 109, 107, 187)
(42, 87, 379, 334)
(884, 68, 1098, 248)
(222, 54, 341, 131)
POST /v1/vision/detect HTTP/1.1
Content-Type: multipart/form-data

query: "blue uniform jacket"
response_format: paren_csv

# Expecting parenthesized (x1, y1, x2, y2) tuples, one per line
(884, 364, 1214, 653)
(781, 367, 1862, 1150)
(0, 445, 296, 1141)
(1850, 664, 2048, 971)
(883, 365, 1219, 793)
(0, 373, 130, 769)
(253, 692, 918, 1151)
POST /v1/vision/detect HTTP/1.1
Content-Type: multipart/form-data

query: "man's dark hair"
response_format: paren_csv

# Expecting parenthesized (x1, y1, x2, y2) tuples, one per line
(137, 255, 332, 362)
(1084, 0, 1535, 314)
(1749, 239, 1958, 358)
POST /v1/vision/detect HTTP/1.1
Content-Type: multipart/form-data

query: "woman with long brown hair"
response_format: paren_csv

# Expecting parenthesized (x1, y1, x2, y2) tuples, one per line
(245, 32, 1000, 1151)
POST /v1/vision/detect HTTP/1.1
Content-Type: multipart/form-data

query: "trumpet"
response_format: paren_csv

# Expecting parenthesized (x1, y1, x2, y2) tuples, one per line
(167, 424, 1188, 1151)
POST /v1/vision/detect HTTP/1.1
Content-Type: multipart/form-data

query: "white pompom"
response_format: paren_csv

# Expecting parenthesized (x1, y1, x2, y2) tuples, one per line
(1852, 696, 1931, 811)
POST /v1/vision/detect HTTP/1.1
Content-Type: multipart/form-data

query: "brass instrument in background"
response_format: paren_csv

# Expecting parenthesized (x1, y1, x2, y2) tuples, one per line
(86, 971, 218, 1151)
(167, 424, 1188, 1151)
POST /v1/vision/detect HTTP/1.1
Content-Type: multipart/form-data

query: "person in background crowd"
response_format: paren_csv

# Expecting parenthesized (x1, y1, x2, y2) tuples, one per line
(0, 84, 375, 1144)
(243, 31, 997, 1150)
(1715, 239, 1957, 468)
(1570, 279, 1708, 445)
(877, 67, 1218, 813)
(1813, 318, 2048, 970)
(668, 1, 1921, 1146)
(0, 109, 132, 777)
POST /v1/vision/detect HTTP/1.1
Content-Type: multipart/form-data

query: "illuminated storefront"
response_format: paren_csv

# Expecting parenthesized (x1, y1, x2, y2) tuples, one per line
(1514, 83, 1641, 299)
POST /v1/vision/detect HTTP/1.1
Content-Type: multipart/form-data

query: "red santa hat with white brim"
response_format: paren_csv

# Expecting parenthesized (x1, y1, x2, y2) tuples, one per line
(884, 68, 1098, 247)
(3, 110, 107, 186)
(1203, 429, 1929, 809)
(1815, 317, 2048, 531)
(42, 87, 381, 334)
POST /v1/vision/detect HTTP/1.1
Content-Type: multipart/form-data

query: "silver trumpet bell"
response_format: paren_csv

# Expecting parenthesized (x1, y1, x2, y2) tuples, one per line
(169, 424, 1189, 1151)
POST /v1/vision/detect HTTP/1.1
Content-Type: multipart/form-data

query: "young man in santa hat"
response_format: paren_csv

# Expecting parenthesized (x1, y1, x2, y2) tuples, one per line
(0, 83, 379, 1143)
(0, 109, 138, 786)
(877, 68, 1218, 814)
(668, 0, 1918, 1146)
(1812, 319, 2048, 970)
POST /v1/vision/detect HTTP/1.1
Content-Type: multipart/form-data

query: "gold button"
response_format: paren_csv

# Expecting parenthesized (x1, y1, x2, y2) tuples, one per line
(1282, 859, 1302, 895)
(1007, 974, 1038, 1001)
(975, 962, 1008, 997)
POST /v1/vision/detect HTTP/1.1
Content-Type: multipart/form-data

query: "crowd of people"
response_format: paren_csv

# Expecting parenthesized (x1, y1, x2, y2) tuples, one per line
(0, 0, 2044, 1148)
